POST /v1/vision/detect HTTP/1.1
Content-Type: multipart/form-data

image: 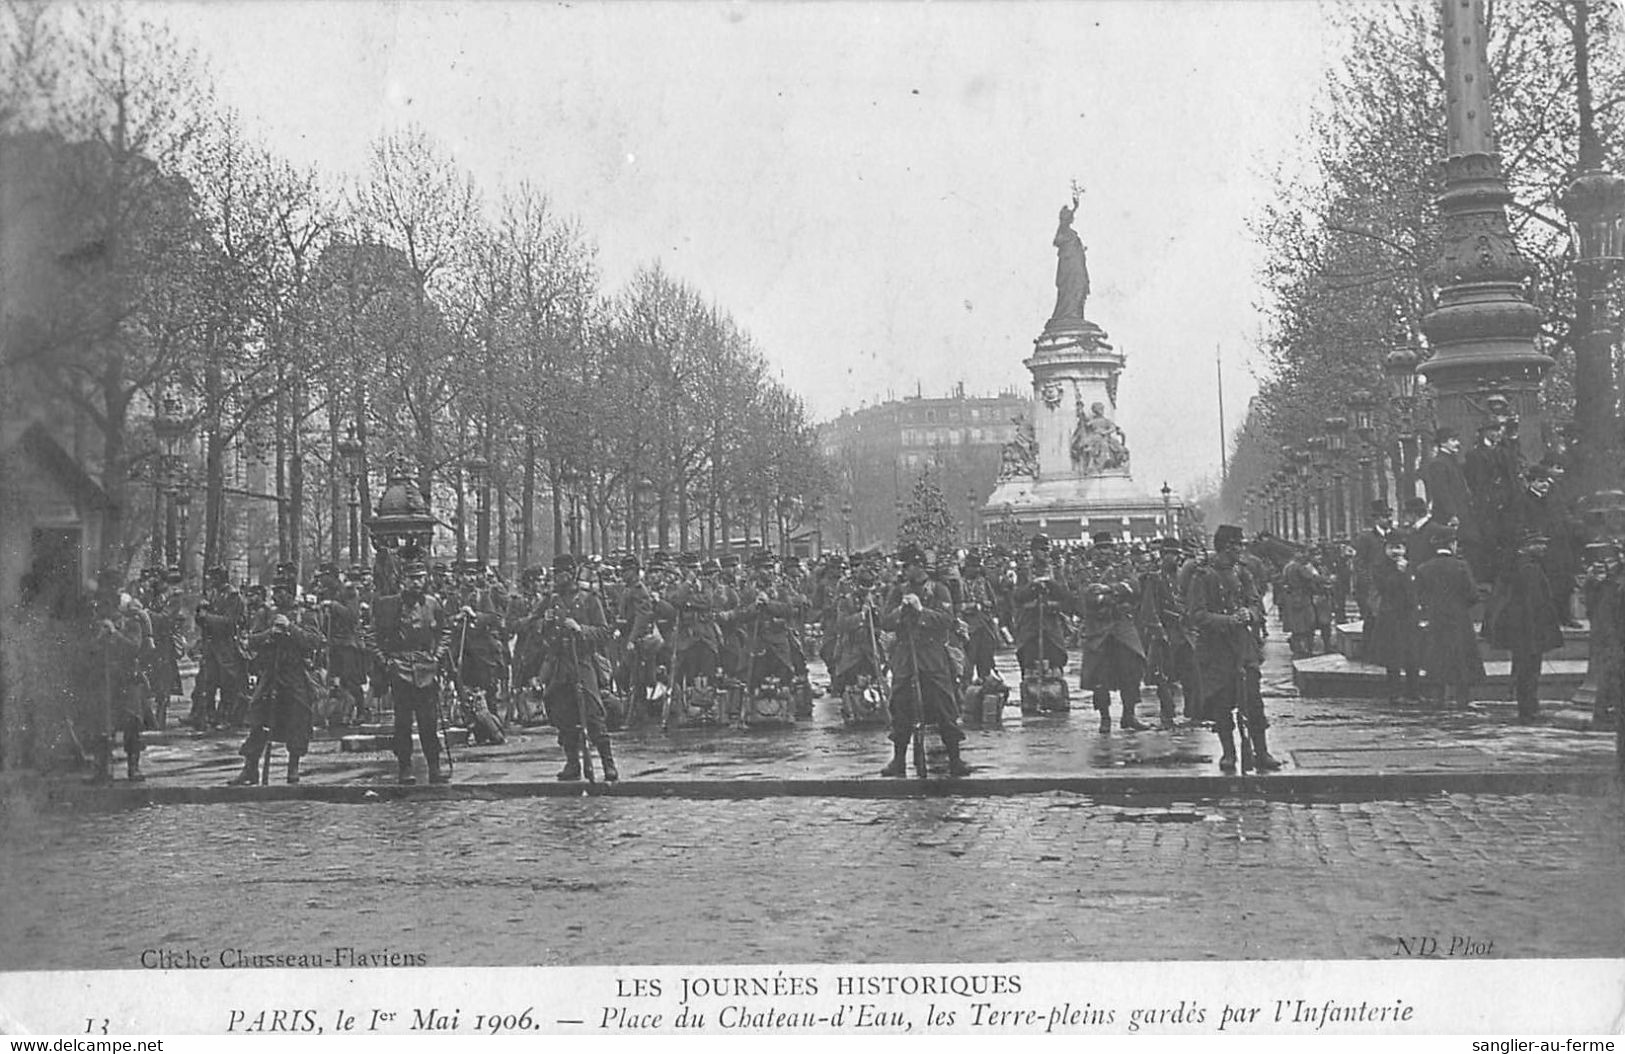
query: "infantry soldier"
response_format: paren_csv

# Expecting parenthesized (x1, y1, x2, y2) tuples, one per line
(613, 554, 656, 713)
(1076, 534, 1149, 732)
(369, 554, 452, 784)
(832, 554, 888, 693)
(716, 553, 748, 682)
(879, 544, 971, 777)
(446, 560, 509, 710)
(729, 551, 809, 691)
(316, 562, 368, 726)
(811, 554, 847, 685)
(507, 566, 549, 721)
(227, 571, 321, 785)
(1012, 550, 1077, 677)
(534, 554, 617, 781)
(667, 557, 731, 691)
(1279, 546, 1324, 658)
(1140, 537, 1200, 728)
(958, 550, 1001, 684)
(1187, 525, 1282, 773)
(143, 565, 185, 730)
(189, 565, 246, 730)
(86, 569, 153, 783)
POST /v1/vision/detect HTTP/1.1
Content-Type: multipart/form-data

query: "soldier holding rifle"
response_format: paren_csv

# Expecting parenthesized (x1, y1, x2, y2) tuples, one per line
(534, 554, 618, 782)
(1186, 525, 1283, 774)
(368, 554, 453, 785)
(878, 544, 970, 778)
(227, 571, 322, 786)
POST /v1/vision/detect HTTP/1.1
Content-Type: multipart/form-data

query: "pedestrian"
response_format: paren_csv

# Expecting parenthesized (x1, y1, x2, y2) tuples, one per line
(1352, 500, 1397, 625)
(1485, 530, 1565, 724)
(878, 544, 971, 777)
(1279, 546, 1320, 658)
(534, 554, 618, 781)
(368, 553, 452, 784)
(1187, 525, 1282, 772)
(1366, 533, 1421, 704)
(227, 571, 321, 785)
(85, 569, 153, 784)
(1414, 528, 1484, 708)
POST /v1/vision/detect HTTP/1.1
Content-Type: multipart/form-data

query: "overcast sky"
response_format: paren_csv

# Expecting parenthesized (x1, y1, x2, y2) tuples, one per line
(150, 0, 1335, 494)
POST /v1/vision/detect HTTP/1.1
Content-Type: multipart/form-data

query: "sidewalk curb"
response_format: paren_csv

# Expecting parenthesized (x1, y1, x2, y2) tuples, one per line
(13, 768, 1619, 810)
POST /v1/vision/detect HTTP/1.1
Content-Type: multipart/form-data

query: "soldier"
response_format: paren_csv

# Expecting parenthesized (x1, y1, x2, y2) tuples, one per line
(1140, 537, 1200, 728)
(85, 569, 153, 783)
(369, 555, 452, 784)
(1012, 552, 1077, 678)
(667, 557, 730, 692)
(143, 565, 185, 731)
(227, 572, 321, 785)
(1076, 533, 1150, 732)
(507, 566, 549, 721)
(1485, 529, 1564, 724)
(1279, 546, 1322, 658)
(612, 554, 655, 712)
(1187, 525, 1282, 773)
(729, 551, 809, 691)
(811, 554, 847, 686)
(316, 563, 368, 726)
(832, 555, 888, 693)
(715, 553, 748, 682)
(879, 544, 971, 778)
(189, 565, 246, 731)
(958, 550, 1001, 684)
(446, 560, 509, 711)
(534, 554, 617, 781)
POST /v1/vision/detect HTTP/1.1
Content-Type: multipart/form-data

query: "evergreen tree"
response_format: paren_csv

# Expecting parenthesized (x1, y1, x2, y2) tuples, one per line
(897, 467, 958, 553)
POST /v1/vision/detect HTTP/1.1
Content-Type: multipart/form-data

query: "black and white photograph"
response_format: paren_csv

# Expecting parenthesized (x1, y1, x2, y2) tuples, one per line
(0, 0, 1622, 1039)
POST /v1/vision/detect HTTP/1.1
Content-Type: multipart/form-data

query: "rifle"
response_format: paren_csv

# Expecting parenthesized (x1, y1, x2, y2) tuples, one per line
(739, 598, 762, 730)
(662, 602, 683, 732)
(904, 587, 929, 779)
(565, 632, 595, 783)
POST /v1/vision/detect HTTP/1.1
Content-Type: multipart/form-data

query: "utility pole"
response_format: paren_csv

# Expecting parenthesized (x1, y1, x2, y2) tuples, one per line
(1217, 344, 1228, 486)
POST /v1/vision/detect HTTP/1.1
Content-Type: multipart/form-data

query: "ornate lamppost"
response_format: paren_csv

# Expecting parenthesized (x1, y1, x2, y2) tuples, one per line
(1160, 481, 1173, 539)
(152, 387, 187, 567)
(841, 500, 853, 553)
(1383, 346, 1421, 502)
(1306, 435, 1329, 541)
(1325, 415, 1349, 538)
(1349, 389, 1378, 513)
(1291, 447, 1313, 541)
(465, 454, 491, 566)
(335, 424, 363, 566)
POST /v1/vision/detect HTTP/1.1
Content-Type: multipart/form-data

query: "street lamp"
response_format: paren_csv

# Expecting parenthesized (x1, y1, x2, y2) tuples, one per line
(335, 424, 363, 566)
(1325, 415, 1349, 538)
(464, 454, 491, 566)
(1290, 446, 1313, 543)
(1384, 346, 1421, 501)
(152, 388, 187, 566)
(1160, 481, 1172, 539)
(1307, 435, 1329, 541)
(965, 488, 978, 545)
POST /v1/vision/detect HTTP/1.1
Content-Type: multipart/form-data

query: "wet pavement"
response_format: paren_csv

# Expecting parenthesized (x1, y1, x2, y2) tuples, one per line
(2, 792, 1621, 968)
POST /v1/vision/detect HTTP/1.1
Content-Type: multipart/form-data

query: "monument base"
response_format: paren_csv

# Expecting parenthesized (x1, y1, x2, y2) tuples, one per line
(983, 472, 1176, 543)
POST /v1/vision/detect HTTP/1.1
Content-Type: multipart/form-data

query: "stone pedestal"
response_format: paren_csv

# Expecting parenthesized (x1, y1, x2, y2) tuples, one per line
(984, 317, 1179, 542)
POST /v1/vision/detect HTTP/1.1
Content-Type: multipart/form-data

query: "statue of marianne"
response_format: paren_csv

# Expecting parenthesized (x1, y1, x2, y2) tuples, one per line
(1050, 200, 1090, 323)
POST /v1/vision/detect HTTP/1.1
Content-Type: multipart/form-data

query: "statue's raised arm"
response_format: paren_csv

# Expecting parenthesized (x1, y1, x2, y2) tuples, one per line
(1050, 200, 1090, 323)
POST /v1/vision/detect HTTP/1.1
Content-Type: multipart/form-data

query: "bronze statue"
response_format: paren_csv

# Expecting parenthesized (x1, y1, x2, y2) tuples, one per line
(1071, 401, 1128, 473)
(998, 416, 1039, 480)
(1050, 198, 1090, 322)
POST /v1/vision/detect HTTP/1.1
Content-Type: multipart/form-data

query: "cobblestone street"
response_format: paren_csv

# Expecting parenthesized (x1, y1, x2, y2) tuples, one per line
(2, 790, 1622, 969)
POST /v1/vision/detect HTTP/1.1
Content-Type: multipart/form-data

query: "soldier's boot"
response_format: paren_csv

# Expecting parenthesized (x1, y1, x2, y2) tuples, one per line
(226, 753, 260, 786)
(880, 740, 909, 777)
(556, 730, 583, 782)
(1094, 692, 1112, 733)
(126, 753, 146, 783)
(1249, 724, 1283, 772)
(1119, 696, 1151, 731)
(397, 760, 417, 786)
(285, 755, 301, 785)
(943, 739, 972, 778)
(1157, 686, 1178, 730)
(1217, 728, 1238, 774)
(598, 740, 619, 783)
(427, 757, 450, 785)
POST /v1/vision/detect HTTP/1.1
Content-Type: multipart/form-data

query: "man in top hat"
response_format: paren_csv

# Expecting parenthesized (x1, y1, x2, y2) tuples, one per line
(84, 568, 154, 783)
(1076, 532, 1150, 732)
(1485, 529, 1565, 723)
(227, 570, 322, 785)
(1352, 499, 1396, 624)
(1187, 525, 1282, 772)
(189, 564, 247, 731)
(1140, 537, 1201, 727)
(1421, 425, 1472, 533)
(532, 553, 618, 781)
(367, 554, 453, 784)
(1414, 527, 1484, 708)
(879, 543, 971, 777)
(1464, 417, 1520, 579)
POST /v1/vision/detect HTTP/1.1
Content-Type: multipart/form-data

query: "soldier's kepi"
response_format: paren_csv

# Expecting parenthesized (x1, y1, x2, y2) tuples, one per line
(1187, 525, 1283, 773)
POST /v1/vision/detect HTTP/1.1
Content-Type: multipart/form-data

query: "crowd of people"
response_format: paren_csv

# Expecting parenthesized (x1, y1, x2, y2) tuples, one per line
(47, 417, 1614, 788)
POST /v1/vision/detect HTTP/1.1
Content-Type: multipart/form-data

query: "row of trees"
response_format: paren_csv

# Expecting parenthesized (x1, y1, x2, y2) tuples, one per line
(1, 3, 830, 581)
(1224, 0, 1625, 522)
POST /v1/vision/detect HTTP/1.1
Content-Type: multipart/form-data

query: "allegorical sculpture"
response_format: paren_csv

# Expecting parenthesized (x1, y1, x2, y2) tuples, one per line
(997, 415, 1039, 481)
(1070, 401, 1129, 473)
(1050, 195, 1090, 323)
